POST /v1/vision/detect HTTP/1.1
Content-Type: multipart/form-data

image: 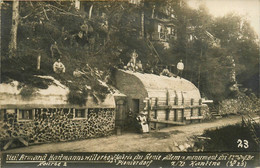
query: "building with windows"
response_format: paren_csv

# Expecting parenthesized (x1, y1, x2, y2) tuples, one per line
(0, 77, 116, 149)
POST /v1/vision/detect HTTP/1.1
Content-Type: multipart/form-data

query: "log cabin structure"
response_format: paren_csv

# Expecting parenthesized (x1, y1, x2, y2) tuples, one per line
(0, 77, 116, 150)
(113, 70, 209, 130)
(0, 71, 209, 149)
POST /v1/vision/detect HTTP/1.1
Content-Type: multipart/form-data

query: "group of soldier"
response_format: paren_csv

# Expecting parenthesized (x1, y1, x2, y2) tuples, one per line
(124, 50, 185, 78)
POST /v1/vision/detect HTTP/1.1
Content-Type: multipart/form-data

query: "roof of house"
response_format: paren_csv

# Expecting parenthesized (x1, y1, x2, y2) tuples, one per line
(0, 77, 116, 109)
(116, 70, 201, 102)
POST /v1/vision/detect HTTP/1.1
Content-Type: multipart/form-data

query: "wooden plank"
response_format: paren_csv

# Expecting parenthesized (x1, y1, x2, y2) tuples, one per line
(184, 105, 205, 109)
(152, 105, 171, 110)
(185, 116, 204, 120)
(150, 119, 186, 125)
(181, 109, 184, 122)
(152, 105, 205, 110)
(18, 137, 28, 146)
(3, 139, 14, 150)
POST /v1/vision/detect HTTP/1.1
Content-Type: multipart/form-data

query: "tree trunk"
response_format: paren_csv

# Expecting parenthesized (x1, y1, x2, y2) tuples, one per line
(141, 11, 144, 39)
(151, 5, 155, 19)
(9, 0, 19, 58)
(89, 4, 93, 19)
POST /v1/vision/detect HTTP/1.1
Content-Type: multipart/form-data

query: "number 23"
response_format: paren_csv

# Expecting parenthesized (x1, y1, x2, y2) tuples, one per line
(237, 139, 249, 148)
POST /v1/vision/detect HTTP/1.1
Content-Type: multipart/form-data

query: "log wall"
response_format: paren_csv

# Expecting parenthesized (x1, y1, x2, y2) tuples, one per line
(0, 108, 115, 144)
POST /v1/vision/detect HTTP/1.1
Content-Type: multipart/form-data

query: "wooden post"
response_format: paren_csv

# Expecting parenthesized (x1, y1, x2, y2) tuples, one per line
(181, 109, 184, 122)
(166, 89, 170, 106)
(198, 99, 202, 122)
(32, 109, 35, 120)
(166, 90, 170, 127)
(18, 137, 28, 146)
(37, 54, 41, 70)
(190, 98, 194, 123)
(3, 139, 14, 150)
(181, 91, 184, 105)
(199, 99, 202, 115)
(174, 90, 178, 105)
(154, 97, 158, 130)
(174, 109, 177, 121)
(147, 98, 151, 130)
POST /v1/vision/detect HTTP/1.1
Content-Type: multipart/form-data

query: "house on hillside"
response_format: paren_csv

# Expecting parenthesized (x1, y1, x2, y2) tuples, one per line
(112, 69, 209, 130)
(0, 77, 116, 150)
(148, 18, 177, 43)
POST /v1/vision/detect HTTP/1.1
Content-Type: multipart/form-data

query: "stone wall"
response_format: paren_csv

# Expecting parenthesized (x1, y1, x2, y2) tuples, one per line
(0, 108, 115, 144)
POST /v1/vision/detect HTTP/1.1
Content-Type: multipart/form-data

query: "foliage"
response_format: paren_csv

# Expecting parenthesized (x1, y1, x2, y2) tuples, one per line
(199, 124, 259, 152)
(219, 91, 260, 115)
(19, 85, 37, 99)
(67, 88, 88, 106)
(1, 0, 259, 104)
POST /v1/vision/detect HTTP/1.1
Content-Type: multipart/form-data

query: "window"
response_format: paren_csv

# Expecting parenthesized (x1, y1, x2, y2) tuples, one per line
(0, 109, 5, 121)
(73, 109, 87, 119)
(18, 109, 34, 121)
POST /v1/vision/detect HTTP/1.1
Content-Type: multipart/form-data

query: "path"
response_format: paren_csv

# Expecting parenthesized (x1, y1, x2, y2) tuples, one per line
(4, 115, 242, 153)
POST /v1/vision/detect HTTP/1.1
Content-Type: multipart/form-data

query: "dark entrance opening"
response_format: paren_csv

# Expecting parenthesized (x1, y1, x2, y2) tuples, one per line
(123, 99, 140, 132)
(132, 99, 140, 115)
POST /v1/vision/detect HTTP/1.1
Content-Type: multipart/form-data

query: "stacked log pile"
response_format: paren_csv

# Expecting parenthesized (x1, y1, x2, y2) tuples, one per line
(0, 111, 34, 140)
(0, 108, 115, 144)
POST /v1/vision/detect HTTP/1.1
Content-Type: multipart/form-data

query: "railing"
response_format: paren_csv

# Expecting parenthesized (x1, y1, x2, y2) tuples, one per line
(144, 90, 204, 130)
(242, 115, 260, 145)
(146, 38, 161, 62)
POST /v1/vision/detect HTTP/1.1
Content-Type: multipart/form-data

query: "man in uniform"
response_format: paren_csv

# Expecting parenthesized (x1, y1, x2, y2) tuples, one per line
(177, 60, 184, 78)
(53, 59, 66, 74)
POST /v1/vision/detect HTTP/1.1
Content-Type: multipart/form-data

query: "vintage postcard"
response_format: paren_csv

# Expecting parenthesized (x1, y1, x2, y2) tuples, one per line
(0, 0, 259, 167)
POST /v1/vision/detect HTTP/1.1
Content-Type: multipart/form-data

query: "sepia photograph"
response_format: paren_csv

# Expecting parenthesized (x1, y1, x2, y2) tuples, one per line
(0, 0, 259, 167)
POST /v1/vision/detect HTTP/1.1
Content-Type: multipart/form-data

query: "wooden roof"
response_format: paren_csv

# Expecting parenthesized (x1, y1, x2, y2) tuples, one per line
(116, 70, 201, 101)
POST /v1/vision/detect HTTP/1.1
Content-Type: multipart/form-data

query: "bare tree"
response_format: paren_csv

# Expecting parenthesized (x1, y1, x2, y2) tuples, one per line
(9, 0, 19, 58)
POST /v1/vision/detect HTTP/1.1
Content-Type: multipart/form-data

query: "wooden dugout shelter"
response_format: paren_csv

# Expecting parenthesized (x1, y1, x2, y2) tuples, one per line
(113, 70, 208, 129)
(0, 77, 116, 150)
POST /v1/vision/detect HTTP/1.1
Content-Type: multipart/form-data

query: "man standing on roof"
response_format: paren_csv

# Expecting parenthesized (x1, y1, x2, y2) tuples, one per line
(131, 50, 138, 69)
(177, 60, 184, 78)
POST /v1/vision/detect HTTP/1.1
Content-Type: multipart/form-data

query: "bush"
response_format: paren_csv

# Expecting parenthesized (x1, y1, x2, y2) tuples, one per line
(19, 85, 37, 99)
(67, 88, 88, 106)
(219, 92, 260, 115)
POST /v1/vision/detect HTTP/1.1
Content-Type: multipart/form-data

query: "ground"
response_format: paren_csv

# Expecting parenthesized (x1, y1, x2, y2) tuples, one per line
(3, 115, 244, 153)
